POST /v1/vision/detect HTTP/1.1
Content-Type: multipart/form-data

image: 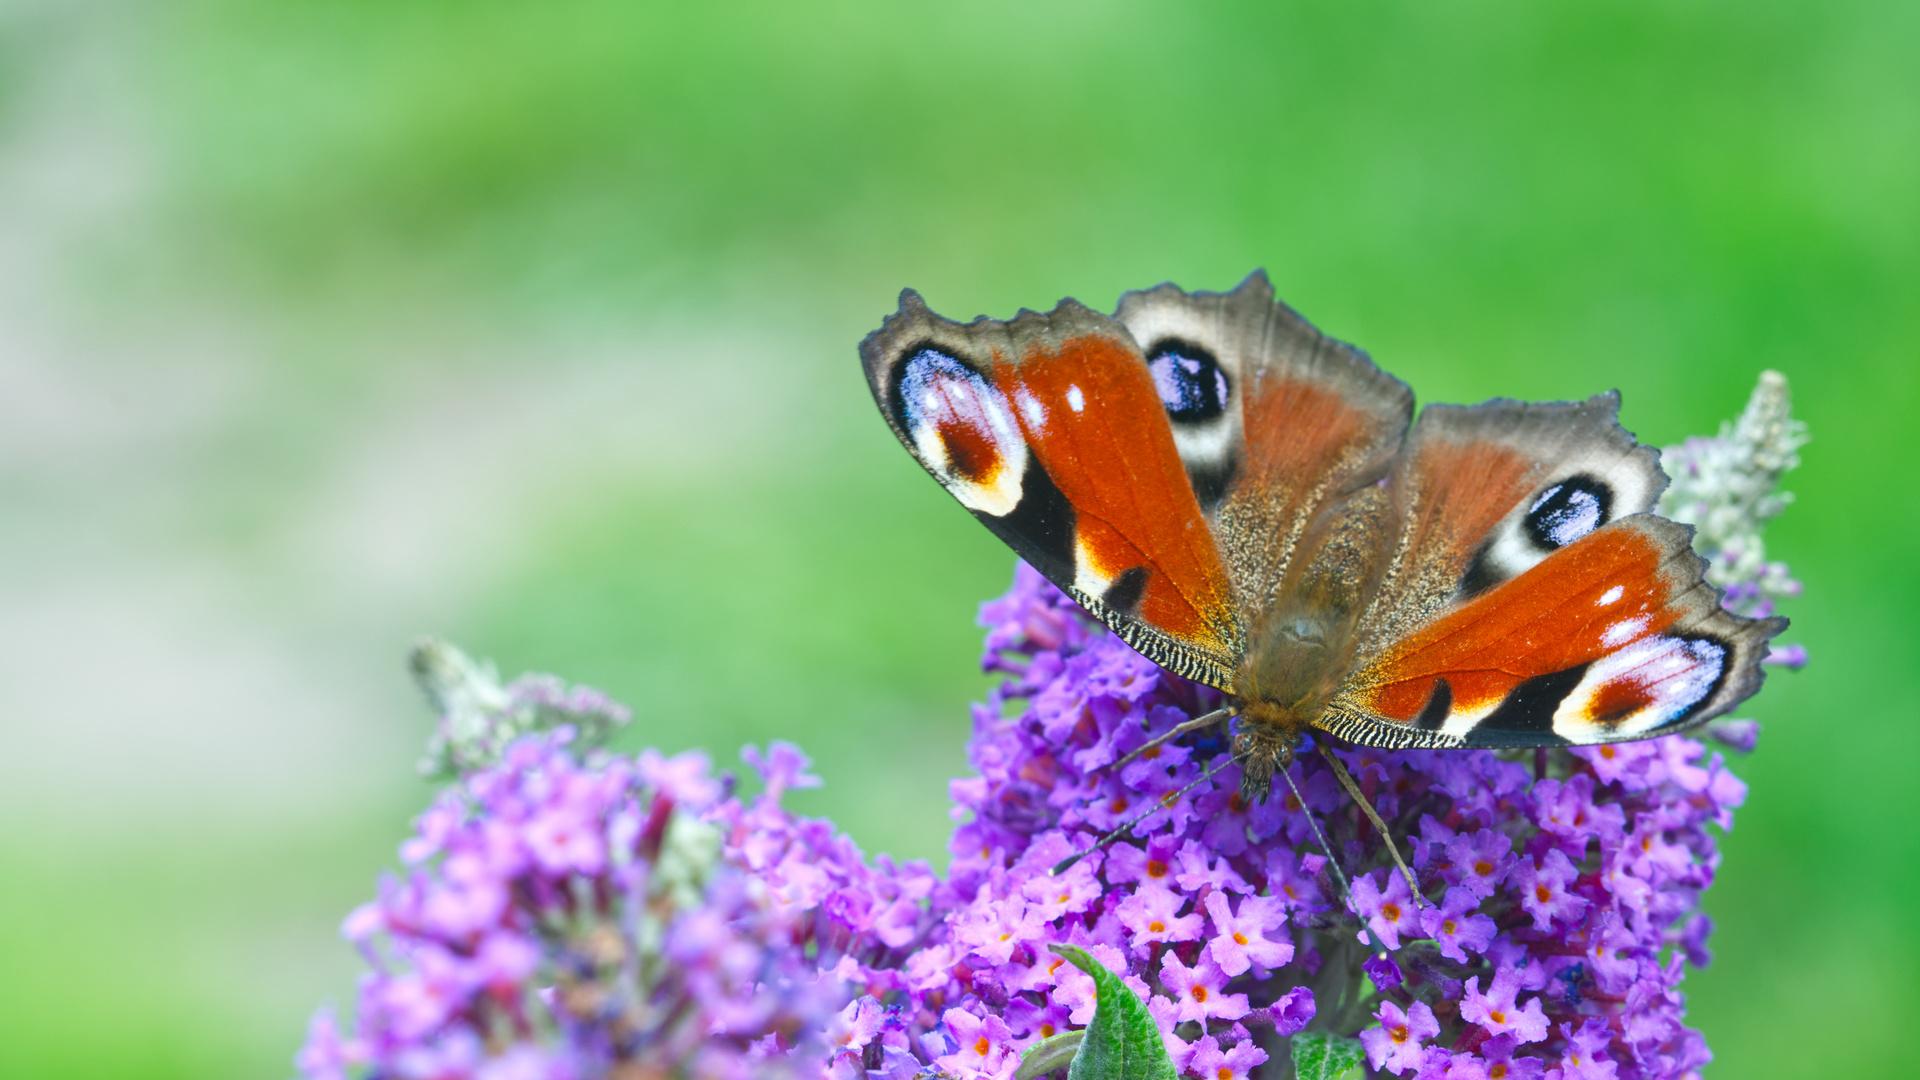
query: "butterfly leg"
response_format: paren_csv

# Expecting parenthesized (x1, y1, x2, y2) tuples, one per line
(1050, 747, 1243, 876)
(1110, 706, 1233, 772)
(1279, 754, 1408, 957)
(1317, 744, 1424, 909)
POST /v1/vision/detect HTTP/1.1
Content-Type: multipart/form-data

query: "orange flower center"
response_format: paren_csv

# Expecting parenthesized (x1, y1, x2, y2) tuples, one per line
(1381, 903, 1401, 922)
(1389, 1024, 1409, 1044)
(1148, 920, 1166, 933)
(1109, 797, 1129, 813)
(1192, 986, 1209, 1002)
(1233, 932, 1248, 945)
(1490, 1009, 1507, 1024)
(1474, 860, 1494, 876)
(1442, 919, 1457, 935)
(1146, 860, 1168, 879)
(1228, 793, 1247, 813)
(1536, 885, 1553, 903)
(974, 1037, 991, 1056)
(1216, 1069, 1234, 1080)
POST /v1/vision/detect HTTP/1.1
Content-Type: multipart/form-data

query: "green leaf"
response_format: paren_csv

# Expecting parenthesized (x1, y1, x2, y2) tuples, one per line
(1047, 944, 1177, 1080)
(1015, 1030, 1086, 1080)
(1290, 1031, 1367, 1080)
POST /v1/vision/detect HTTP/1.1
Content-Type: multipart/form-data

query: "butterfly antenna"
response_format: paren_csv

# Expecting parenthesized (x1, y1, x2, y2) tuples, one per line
(1277, 761, 1352, 906)
(1050, 750, 1239, 876)
(1280, 761, 1399, 957)
(1110, 706, 1234, 772)
(1317, 743, 1423, 907)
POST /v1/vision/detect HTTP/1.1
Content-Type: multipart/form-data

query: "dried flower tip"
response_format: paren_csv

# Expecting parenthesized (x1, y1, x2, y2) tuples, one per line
(410, 637, 631, 777)
(1659, 370, 1807, 607)
(409, 637, 511, 776)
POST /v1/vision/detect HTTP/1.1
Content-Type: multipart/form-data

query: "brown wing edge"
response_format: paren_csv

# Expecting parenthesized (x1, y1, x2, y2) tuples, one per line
(1412, 391, 1669, 520)
(1320, 515, 1788, 751)
(859, 289, 1122, 448)
(1115, 270, 1412, 423)
(1113, 269, 1415, 494)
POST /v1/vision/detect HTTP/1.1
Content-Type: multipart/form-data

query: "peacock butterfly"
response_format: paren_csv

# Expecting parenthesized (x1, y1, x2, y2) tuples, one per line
(859, 271, 1785, 804)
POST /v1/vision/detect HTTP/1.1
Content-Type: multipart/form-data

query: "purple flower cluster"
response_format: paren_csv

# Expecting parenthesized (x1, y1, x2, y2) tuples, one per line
(303, 375, 1797, 1079)
(305, 570, 1767, 1080)
(893, 563, 1754, 1080)
(297, 722, 948, 1079)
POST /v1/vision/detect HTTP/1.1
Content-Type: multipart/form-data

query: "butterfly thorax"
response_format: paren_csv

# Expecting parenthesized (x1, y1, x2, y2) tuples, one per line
(1230, 493, 1390, 802)
(1230, 606, 1356, 803)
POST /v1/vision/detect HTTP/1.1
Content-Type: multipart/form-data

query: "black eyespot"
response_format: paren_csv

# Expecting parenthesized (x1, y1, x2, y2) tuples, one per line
(1523, 474, 1613, 550)
(1467, 665, 1589, 747)
(1415, 678, 1453, 731)
(1146, 340, 1229, 424)
(1101, 567, 1150, 616)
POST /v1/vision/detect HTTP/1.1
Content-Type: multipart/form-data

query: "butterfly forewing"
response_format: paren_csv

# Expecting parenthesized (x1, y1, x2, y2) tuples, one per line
(860, 290, 1244, 689)
(1327, 515, 1785, 748)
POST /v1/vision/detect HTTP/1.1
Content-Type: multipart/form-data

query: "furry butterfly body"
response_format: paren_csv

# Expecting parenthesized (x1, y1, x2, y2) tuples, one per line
(861, 272, 1784, 800)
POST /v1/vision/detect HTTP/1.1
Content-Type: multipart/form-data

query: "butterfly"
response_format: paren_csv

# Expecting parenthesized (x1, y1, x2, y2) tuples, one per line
(860, 271, 1786, 804)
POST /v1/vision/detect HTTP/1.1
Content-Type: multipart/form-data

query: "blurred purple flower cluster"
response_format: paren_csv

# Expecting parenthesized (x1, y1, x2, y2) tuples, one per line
(298, 712, 945, 1079)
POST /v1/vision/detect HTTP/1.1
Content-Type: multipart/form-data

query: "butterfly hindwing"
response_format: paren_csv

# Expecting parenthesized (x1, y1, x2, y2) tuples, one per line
(1353, 393, 1669, 654)
(860, 290, 1244, 688)
(1114, 271, 1414, 615)
(1325, 514, 1784, 748)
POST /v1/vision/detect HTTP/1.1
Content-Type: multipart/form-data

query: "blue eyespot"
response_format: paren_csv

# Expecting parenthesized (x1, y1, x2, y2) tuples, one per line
(1146, 341, 1229, 424)
(1525, 475, 1612, 549)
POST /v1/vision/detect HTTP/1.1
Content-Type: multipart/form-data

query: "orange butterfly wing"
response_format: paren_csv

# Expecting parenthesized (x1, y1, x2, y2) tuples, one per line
(861, 291, 1243, 688)
(1327, 515, 1785, 748)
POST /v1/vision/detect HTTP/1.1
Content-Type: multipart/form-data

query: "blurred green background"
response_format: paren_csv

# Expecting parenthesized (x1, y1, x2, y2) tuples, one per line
(0, 0, 1911, 1076)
